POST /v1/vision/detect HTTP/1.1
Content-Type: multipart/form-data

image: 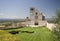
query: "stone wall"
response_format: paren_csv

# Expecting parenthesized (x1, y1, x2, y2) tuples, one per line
(25, 20, 47, 27)
(47, 23, 56, 31)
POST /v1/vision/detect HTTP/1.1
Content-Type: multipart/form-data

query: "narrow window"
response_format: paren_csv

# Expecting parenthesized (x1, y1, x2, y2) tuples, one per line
(35, 12, 38, 15)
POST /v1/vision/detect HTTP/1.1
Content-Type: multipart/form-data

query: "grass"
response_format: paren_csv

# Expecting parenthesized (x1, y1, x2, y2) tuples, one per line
(4, 26, 57, 41)
(0, 30, 20, 41)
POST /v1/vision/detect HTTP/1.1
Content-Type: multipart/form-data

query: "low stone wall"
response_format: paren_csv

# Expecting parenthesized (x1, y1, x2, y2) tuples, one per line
(38, 21, 47, 26)
(47, 23, 56, 31)
(26, 21, 47, 27)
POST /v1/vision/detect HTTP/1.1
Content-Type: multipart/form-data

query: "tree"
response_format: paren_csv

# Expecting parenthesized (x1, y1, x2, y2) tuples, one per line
(53, 9, 60, 41)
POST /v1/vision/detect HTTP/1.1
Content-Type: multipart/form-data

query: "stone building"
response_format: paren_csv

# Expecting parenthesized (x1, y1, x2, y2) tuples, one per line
(11, 8, 47, 27)
(25, 8, 47, 27)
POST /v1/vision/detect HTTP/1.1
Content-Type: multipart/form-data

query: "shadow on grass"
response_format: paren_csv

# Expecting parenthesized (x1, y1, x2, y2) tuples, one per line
(9, 30, 34, 35)
(9, 31, 20, 35)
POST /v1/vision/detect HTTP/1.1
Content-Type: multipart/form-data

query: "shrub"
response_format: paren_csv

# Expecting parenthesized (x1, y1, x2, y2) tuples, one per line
(9, 31, 19, 34)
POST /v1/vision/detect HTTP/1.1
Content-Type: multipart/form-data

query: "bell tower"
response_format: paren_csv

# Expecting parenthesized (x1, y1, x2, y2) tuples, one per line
(30, 7, 35, 20)
(30, 7, 39, 25)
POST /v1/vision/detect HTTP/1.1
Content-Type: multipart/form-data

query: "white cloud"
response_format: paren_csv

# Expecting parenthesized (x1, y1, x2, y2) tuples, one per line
(6, 16, 20, 19)
(0, 13, 20, 19)
(0, 13, 4, 16)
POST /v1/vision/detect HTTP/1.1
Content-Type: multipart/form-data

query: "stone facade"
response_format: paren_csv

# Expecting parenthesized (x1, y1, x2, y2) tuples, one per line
(25, 8, 47, 27)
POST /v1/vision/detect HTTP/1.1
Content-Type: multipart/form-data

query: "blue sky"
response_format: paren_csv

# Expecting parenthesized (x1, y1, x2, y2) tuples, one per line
(0, 0, 60, 19)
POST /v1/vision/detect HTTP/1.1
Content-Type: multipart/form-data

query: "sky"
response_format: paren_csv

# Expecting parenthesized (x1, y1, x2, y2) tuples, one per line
(0, 0, 60, 19)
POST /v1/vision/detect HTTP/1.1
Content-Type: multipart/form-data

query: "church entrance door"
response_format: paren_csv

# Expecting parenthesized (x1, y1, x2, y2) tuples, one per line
(34, 22, 38, 25)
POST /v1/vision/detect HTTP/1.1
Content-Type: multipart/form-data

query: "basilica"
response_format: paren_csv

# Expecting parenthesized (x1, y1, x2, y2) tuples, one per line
(25, 8, 47, 27)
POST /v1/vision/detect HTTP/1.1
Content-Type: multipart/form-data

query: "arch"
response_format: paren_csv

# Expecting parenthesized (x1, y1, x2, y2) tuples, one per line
(34, 22, 38, 25)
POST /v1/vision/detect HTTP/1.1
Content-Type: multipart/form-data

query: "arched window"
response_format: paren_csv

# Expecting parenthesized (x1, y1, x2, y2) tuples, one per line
(35, 12, 38, 15)
(42, 16, 45, 20)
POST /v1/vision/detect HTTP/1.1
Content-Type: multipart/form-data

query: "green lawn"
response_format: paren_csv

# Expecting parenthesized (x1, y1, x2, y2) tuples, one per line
(0, 30, 20, 41)
(5, 27, 57, 41)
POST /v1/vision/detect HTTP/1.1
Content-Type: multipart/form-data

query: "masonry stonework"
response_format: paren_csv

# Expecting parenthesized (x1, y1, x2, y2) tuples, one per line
(25, 8, 47, 27)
